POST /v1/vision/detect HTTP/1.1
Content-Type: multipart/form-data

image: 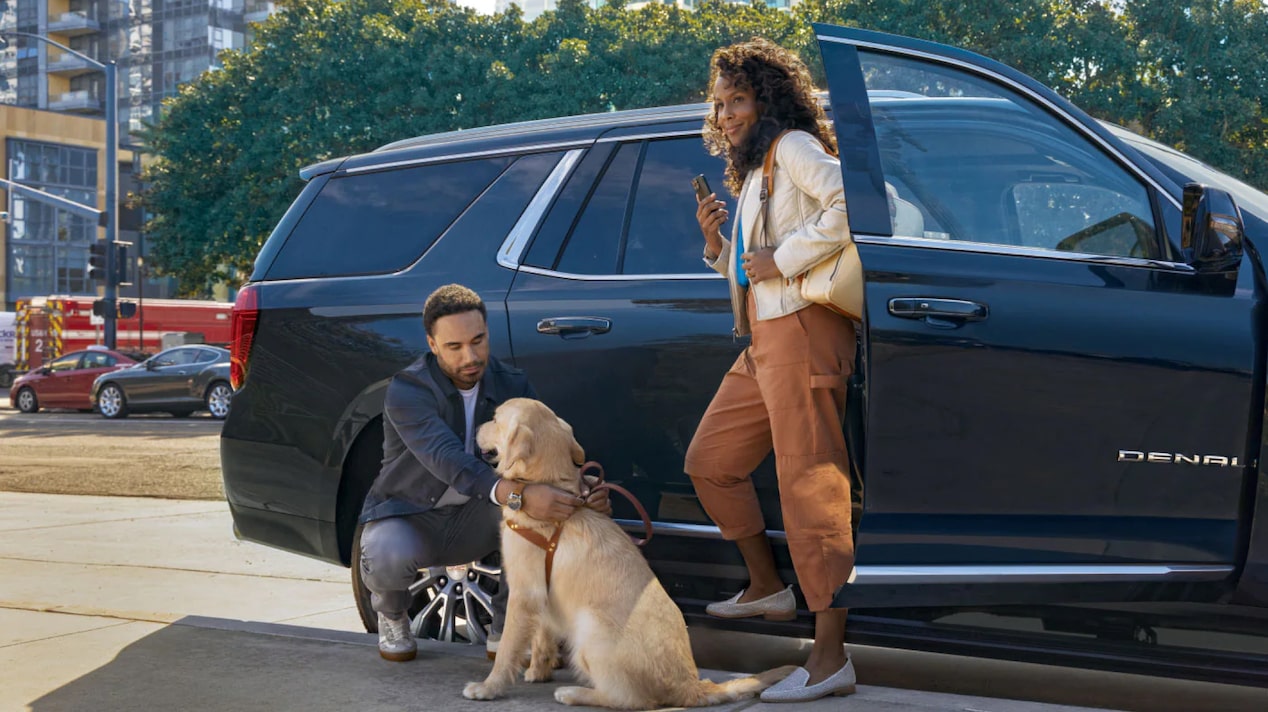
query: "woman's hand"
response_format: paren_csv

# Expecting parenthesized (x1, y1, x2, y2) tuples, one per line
(696, 193, 727, 259)
(741, 248, 781, 283)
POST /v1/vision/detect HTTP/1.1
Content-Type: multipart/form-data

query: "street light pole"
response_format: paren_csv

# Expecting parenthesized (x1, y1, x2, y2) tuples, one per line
(0, 30, 118, 348)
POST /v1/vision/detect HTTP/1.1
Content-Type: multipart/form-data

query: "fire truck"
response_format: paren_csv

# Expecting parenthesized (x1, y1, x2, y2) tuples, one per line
(12, 296, 232, 372)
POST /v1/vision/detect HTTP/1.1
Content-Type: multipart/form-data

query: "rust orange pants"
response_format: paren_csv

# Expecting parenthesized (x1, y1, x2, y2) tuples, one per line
(685, 292, 856, 611)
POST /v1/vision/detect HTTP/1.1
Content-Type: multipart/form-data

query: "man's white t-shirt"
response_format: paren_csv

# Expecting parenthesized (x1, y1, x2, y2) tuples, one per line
(435, 384, 480, 507)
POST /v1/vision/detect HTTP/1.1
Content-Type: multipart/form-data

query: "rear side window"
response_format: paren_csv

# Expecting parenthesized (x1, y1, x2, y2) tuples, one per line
(82, 352, 115, 368)
(266, 156, 514, 279)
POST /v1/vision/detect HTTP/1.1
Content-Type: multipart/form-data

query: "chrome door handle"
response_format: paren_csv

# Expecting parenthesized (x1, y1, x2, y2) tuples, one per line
(889, 298, 988, 326)
(536, 317, 612, 337)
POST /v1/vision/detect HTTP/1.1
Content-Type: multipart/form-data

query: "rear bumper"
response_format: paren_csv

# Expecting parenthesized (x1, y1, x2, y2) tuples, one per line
(227, 500, 343, 565)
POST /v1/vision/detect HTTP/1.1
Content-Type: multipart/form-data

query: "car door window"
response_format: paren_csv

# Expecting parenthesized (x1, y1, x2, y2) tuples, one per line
(155, 349, 197, 367)
(82, 352, 115, 368)
(859, 52, 1159, 259)
(195, 350, 220, 364)
(622, 138, 727, 275)
(48, 353, 81, 371)
(551, 143, 641, 275)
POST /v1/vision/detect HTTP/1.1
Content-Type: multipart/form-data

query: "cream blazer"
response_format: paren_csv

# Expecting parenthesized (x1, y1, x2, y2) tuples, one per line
(705, 130, 851, 336)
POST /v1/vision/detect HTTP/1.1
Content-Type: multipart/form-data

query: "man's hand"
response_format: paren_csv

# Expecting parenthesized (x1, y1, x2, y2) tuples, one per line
(580, 474, 612, 516)
(521, 483, 583, 522)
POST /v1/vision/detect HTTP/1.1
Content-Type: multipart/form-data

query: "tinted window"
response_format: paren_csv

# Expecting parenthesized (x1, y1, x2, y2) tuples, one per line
(267, 156, 514, 279)
(861, 53, 1158, 259)
(555, 143, 641, 275)
(49, 353, 81, 371)
(524, 145, 615, 269)
(82, 352, 115, 368)
(155, 348, 199, 367)
(623, 138, 727, 275)
(195, 349, 221, 364)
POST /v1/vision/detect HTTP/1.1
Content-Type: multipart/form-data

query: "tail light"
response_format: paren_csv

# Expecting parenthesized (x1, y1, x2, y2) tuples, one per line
(230, 285, 259, 390)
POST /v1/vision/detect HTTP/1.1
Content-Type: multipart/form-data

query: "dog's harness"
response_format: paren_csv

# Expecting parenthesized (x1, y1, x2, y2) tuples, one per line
(504, 461, 653, 590)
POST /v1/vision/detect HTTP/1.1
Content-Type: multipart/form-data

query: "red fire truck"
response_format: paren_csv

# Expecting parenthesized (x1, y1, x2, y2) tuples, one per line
(13, 296, 232, 372)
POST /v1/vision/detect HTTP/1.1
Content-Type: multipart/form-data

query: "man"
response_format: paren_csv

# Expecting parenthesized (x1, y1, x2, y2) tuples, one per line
(359, 284, 607, 662)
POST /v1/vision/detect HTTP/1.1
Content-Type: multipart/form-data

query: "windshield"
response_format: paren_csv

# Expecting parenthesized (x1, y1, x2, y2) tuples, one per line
(1107, 125, 1268, 223)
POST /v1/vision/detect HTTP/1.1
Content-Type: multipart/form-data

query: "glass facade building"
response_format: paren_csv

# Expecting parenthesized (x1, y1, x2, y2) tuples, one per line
(5, 138, 97, 299)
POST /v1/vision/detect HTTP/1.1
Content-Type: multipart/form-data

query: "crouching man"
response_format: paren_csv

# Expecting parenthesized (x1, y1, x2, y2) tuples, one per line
(358, 283, 609, 661)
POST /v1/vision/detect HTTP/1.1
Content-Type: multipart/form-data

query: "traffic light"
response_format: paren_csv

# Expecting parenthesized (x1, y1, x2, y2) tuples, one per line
(115, 243, 130, 285)
(87, 241, 109, 282)
(117, 300, 137, 319)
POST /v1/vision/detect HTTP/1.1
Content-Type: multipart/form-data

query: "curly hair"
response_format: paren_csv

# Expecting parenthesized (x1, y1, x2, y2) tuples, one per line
(423, 284, 486, 336)
(703, 38, 837, 197)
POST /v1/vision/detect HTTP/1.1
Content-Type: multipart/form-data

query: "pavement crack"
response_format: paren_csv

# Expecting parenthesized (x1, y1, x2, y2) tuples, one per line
(0, 616, 133, 649)
(0, 508, 226, 533)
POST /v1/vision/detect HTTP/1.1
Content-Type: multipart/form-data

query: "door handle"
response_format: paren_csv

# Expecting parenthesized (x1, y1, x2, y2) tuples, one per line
(537, 317, 612, 338)
(888, 298, 988, 326)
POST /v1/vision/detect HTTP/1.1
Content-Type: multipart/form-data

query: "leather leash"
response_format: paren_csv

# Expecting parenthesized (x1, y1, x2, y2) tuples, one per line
(503, 461, 654, 590)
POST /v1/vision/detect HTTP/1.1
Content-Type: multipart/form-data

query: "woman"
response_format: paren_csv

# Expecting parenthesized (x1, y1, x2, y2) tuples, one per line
(686, 38, 858, 702)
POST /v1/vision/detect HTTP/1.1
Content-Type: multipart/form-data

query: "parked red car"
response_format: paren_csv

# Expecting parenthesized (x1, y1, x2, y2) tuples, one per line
(9, 348, 137, 413)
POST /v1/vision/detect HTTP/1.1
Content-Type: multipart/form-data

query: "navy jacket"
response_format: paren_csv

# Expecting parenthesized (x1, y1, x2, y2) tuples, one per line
(360, 353, 535, 523)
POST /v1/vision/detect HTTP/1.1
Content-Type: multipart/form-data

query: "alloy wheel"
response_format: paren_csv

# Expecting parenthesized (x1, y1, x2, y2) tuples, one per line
(17, 388, 36, 413)
(98, 386, 124, 418)
(407, 559, 501, 643)
(206, 383, 232, 419)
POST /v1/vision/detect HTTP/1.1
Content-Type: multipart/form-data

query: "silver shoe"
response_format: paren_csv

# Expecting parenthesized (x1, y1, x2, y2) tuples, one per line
(759, 657, 857, 702)
(378, 612, 417, 662)
(704, 585, 796, 621)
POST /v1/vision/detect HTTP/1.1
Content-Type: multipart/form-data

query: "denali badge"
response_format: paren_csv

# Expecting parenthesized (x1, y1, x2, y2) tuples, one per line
(1118, 450, 1240, 467)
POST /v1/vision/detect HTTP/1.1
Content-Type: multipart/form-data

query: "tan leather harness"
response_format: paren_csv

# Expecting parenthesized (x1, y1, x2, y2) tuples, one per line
(503, 461, 653, 590)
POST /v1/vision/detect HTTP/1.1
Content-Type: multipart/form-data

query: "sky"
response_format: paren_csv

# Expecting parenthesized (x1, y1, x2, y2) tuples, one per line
(456, 0, 498, 15)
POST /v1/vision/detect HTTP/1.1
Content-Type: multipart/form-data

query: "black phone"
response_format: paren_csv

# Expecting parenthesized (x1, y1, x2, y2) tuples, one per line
(691, 174, 712, 201)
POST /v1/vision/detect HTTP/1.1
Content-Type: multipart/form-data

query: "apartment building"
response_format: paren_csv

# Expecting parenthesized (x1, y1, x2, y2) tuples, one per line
(0, 0, 276, 138)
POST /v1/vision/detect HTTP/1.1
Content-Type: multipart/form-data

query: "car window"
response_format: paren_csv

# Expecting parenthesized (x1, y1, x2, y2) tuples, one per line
(266, 155, 515, 280)
(524, 144, 615, 269)
(49, 353, 81, 371)
(623, 138, 727, 275)
(554, 143, 641, 275)
(195, 350, 221, 364)
(859, 52, 1159, 259)
(154, 348, 199, 367)
(82, 352, 115, 368)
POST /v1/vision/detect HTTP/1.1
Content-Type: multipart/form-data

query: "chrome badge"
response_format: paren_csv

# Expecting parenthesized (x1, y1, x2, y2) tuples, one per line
(1118, 450, 1240, 467)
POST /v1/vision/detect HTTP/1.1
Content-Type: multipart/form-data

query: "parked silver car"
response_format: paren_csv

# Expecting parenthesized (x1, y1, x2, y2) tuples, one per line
(91, 345, 233, 419)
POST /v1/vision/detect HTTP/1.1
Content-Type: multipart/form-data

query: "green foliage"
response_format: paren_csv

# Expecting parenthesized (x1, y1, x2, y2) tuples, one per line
(142, 0, 1268, 294)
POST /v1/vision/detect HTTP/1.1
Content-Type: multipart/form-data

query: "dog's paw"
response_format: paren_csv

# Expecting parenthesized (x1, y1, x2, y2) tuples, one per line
(523, 664, 554, 683)
(554, 686, 591, 706)
(462, 681, 502, 701)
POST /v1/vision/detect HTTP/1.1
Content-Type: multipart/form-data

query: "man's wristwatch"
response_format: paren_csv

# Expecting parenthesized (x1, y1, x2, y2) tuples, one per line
(507, 484, 525, 511)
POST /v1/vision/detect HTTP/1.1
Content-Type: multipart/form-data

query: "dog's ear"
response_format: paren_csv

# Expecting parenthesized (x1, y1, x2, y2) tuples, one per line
(557, 417, 585, 465)
(502, 420, 535, 479)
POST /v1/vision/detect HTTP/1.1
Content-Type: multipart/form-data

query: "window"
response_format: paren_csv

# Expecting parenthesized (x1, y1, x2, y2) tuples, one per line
(195, 349, 221, 364)
(49, 353, 82, 371)
(623, 138, 727, 275)
(82, 352, 116, 368)
(266, 156, 514, 280)
(554, 143, 640, 275)
(155, 348, 199, 367)
(860, 52, 1158, 259)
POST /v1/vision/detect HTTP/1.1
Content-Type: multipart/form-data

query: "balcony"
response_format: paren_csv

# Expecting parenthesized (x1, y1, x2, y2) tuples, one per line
(245, 2, 276, 23)
(47, 11, 102, 37)
(49, 89, 103, 113)
(46, 52, 97, 77)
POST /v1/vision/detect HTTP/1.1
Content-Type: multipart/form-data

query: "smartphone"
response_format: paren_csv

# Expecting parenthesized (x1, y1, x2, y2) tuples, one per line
(691, 174, 712, 202)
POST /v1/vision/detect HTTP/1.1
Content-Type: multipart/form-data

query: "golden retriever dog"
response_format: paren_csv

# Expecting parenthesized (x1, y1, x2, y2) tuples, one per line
(462, 398, 794, 709)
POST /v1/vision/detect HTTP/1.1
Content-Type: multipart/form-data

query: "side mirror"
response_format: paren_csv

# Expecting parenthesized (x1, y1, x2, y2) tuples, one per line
(1182, 183, 1244, 273)
(145, 360, 156, 370)
(39, 367, 51, 376)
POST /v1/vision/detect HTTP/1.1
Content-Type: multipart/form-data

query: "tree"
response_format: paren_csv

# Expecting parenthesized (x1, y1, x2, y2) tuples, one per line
(143, 0, 1268, 294)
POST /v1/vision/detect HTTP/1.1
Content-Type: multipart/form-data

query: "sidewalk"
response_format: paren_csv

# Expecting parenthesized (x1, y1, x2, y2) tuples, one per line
(0, 492, 1255, 711)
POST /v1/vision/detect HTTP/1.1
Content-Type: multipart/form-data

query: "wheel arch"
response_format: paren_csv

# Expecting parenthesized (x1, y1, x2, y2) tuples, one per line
(332, 380, 389, 566)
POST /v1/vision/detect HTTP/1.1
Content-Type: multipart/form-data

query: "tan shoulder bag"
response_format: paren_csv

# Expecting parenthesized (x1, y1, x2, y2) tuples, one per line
(761, 131, 864, 322)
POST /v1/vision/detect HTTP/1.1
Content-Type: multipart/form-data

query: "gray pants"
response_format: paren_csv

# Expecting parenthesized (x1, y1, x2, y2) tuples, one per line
(359, 498, 508, 634)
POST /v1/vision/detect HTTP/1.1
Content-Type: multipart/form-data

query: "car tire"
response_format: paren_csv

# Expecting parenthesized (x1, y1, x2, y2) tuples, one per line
(0, 367, 12, 389)
(204, 381, 232, 420)
(97, 384, 129, 419)
(15, 387, 38, 413)
(350, 522, 501, 643)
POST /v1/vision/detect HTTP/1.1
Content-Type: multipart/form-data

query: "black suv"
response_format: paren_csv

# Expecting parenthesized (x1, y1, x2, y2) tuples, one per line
(223, 25, 1268, 680)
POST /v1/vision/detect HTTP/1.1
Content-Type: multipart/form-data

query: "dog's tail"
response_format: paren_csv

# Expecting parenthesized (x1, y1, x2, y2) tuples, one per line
(686, 665, 799, 706)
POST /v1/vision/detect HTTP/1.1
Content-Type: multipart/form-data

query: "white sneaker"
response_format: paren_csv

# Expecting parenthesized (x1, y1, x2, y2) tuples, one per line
(378, 612, 416, 662)
(704, 585, 796, 621)
(759, 657, 857, 702)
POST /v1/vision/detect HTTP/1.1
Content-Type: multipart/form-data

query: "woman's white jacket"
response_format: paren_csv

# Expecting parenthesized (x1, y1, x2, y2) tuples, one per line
(704, 129, 851, 336)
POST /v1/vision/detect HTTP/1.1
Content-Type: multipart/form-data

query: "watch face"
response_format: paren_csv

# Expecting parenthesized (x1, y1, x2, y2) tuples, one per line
(508, 493, 522, 511)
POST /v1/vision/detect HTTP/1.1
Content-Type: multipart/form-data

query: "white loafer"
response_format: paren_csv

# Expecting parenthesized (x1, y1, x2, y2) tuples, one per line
(704, 585, 796, 621)
(759, 657, 857, 702)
